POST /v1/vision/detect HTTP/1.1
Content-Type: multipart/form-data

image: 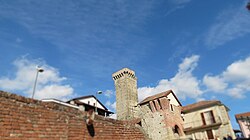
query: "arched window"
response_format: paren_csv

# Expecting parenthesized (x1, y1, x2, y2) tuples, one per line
(173, 125, 182, 136)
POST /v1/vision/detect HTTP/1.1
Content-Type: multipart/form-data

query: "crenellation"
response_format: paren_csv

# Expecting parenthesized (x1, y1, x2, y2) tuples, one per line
(112, 68, 137, 81)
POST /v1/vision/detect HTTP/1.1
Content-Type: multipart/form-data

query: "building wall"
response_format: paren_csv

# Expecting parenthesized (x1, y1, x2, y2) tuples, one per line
(238, 120, 250, 138)
(79, 98, 105, 110)
(138, 97, 185, 140)
(0, 91, 146, 140)
(183, 105, 235, 139)
(112, 68, 138, 120)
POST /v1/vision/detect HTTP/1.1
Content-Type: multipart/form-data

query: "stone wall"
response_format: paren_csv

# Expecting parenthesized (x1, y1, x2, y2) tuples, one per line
(0, 91, 147, 140)
(139, 97, 185, 140)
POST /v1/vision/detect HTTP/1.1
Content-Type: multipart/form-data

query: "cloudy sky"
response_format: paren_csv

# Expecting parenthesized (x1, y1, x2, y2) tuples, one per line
(0, 0, 250, 128)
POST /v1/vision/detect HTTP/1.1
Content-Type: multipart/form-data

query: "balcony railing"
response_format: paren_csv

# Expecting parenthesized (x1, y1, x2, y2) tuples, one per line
(184, 116, 222, 132)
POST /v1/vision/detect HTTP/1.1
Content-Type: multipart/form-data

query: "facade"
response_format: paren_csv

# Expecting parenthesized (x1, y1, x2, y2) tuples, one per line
(67, 95, 113, 116)
(138, 90, 185, 140)
(235, 112, 250, 138)
(182, 100, 235, 140)
(112, 68, 138, 120)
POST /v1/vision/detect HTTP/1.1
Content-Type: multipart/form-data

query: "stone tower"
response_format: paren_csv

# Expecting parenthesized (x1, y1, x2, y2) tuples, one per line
(112, 68, 138, 120)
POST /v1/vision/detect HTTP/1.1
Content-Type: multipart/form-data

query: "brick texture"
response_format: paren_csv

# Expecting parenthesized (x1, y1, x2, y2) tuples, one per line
(0, 91, 146, 140)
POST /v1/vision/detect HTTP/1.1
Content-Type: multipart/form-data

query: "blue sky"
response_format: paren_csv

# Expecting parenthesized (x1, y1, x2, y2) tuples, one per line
(0, 0, 250, 129)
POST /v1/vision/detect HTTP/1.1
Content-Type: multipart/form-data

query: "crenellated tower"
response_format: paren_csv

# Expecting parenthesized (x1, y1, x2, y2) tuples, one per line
(112, 68, 138, 120)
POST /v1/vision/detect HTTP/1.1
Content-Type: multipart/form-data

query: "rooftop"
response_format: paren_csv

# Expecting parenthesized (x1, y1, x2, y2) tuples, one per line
(138, 90, 182, 106)
(235, 112, 250, 119)
(67, 95, 109, 111)
(182, 100, 221, 113)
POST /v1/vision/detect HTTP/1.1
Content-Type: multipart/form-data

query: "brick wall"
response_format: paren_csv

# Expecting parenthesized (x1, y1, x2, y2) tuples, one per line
(0, 91, 146, 140)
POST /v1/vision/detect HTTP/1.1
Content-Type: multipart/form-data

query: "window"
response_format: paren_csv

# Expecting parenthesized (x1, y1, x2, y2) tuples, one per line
(158, 99, 162, 109)
(201, 110, 216, 125)
(173, 125, 182, 136)
(88, 101, 90, 104)
(170, 104, 174, 111)
(206, 129, 214, 139)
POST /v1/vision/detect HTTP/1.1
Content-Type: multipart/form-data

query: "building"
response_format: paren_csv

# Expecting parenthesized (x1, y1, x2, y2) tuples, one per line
(67, 95, 113, 117)
(235, 112, 250, 138)
(112, 68, 138, 120)
(42, 98, 79, 109)
(42, 95, 113, 117)
(138, 90, 185, 140)
(182, 100, 235, 140)
(112, 68, 186, 140)
(112, 68, 237, 140)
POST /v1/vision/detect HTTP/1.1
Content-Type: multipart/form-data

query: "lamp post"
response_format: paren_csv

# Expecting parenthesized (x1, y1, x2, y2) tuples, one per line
(247, 1, 250, 10)
(32, 66, 44, 99)
(95, 91, 102, 114)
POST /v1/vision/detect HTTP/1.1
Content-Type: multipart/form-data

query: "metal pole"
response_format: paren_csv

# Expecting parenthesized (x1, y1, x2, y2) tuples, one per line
(32, 70, 39, 99)
(95, 92, 98, 114)
(95, 91, 102, 115)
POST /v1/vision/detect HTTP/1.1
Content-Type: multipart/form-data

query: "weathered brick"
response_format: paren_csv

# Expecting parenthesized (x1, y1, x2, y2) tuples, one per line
(0, 91, 146, 139)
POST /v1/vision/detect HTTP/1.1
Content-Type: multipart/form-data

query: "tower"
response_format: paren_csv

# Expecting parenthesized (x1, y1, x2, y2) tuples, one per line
(112, 68, 138, 120)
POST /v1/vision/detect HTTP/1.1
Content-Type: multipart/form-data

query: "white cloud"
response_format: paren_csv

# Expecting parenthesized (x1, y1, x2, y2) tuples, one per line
(179, 55, 199, 72)
(223, 57, 250, 82)
(111, 102, 116, 110)
(203, 56, 250, 98)
(227, 88, 245, 99)
(104, 90, 114, 98)
(35, 84, 73, 99)
(203, 75, 228, 93)
(170, 0, 191, 5)
(164, 0, 192, 16)
(105, 101, 111, 107)
(105, 101, 116, 111)
(205, 2, 250, 48)
(0, 57, 74, 100)
(138, 55, 203, 101)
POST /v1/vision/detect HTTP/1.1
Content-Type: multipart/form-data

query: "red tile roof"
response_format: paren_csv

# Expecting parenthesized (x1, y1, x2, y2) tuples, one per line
(138, 90, 182, 106)
(235, 112, 250, 119)
(182, 100, 221, 113)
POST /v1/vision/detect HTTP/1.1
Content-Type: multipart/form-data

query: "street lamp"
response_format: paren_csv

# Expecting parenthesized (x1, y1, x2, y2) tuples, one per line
(32, 66, 44, 99)
(95, 91, 102, 114)
(247, 1, 250, 10)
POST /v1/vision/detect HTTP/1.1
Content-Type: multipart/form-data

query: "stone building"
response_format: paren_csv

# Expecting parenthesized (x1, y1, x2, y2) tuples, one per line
(112, 68, 186, 140)
(112, 68, 138, 120)
(137, 90, 185, 140)
(182, 100, 235, 140)
(235, 112, 250, 138)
